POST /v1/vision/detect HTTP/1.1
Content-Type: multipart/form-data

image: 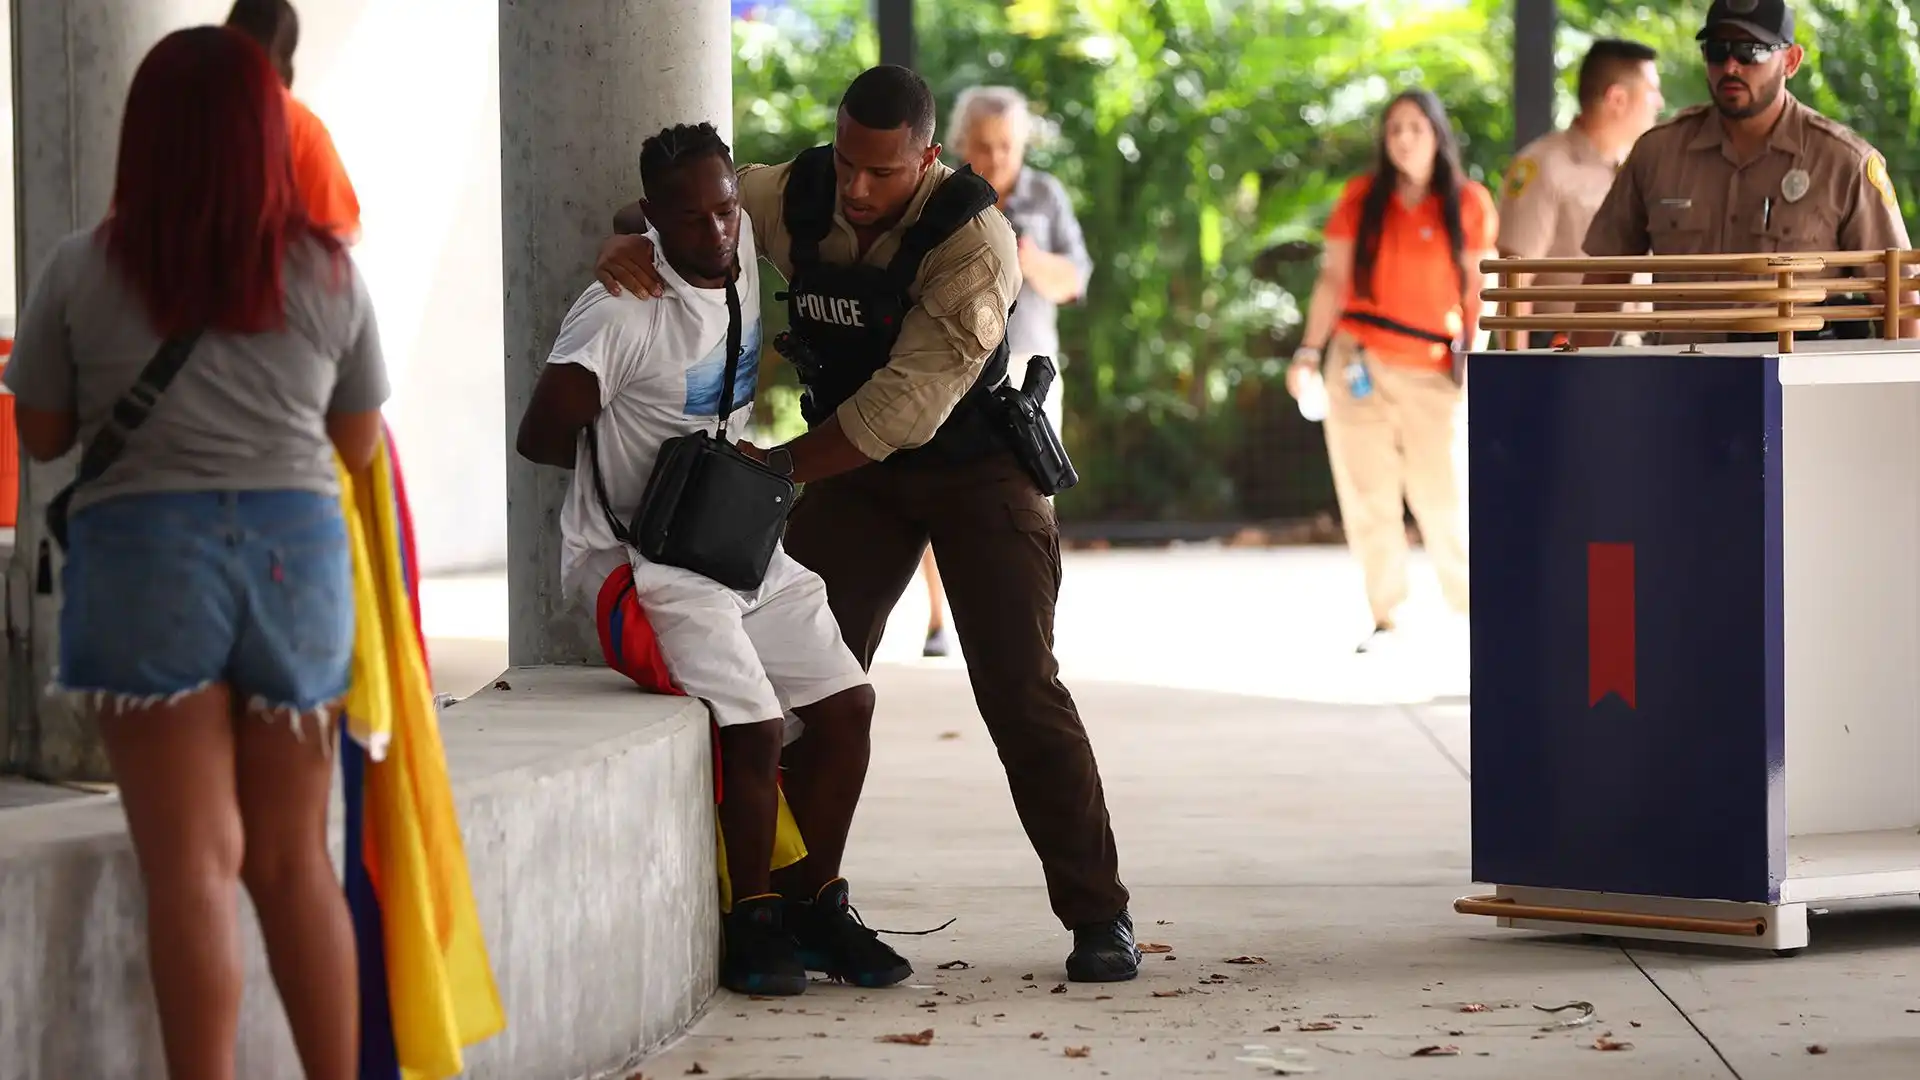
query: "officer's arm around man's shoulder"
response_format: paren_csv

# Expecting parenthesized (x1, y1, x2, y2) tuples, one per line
(834, 207, 1024, 462)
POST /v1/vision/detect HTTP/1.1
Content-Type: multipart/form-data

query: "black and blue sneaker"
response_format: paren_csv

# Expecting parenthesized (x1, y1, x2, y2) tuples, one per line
(788, 879, 916, 988)
(721, 894, 809, 997)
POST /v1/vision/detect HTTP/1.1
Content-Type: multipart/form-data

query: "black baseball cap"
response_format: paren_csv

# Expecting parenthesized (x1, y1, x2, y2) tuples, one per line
(1696, 0, 1796, 45)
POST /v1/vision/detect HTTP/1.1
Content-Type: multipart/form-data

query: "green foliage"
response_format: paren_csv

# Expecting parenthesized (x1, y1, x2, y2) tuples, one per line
(732, 0, 1920, 525)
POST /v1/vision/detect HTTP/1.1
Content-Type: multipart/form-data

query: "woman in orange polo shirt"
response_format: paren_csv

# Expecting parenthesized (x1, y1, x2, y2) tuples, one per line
(1288, 89, 1496, 653)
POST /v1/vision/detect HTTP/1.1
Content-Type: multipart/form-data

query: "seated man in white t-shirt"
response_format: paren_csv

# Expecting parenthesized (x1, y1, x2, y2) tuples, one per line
(514, 123, 910, 997)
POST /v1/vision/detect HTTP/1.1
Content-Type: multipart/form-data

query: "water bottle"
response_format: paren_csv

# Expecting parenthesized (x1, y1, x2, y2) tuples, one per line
(1296, 368, 1328, 422)
(1344, 354, 1374, 400)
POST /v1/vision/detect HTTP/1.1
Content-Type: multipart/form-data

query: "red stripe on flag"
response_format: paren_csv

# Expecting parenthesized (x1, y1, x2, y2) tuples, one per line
(1588, 542, 1636, 708)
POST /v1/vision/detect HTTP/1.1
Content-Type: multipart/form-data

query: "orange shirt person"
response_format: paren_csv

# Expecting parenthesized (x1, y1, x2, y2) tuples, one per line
(1286, 89, 1496, 653)
(227, 0, 361, 242)
(283, 89, 361, 242)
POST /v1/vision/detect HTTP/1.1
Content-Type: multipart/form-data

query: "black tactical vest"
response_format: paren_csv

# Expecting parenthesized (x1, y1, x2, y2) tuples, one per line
(779, 145, 1012, 467)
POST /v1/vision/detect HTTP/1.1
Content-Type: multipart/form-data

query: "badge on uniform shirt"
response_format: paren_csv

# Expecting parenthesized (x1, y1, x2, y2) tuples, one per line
(1501, 157, 1539, 201)
(1781, 168, 1811, 203)
(1866, 153, 1899, 210)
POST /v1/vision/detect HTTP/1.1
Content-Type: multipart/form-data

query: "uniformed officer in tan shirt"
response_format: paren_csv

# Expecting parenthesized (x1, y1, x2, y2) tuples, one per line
(1575, 0, 1914, 345)
(1496, 38, 1664, 348)
(590, 66, 1141, 985)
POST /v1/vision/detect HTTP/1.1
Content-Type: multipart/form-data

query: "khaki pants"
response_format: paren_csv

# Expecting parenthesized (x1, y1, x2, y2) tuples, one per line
(1323, 334, 1469, 627)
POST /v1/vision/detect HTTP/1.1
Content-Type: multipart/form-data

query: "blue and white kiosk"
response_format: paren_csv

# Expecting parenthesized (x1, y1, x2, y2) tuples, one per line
(1455, 251, 1920, 953)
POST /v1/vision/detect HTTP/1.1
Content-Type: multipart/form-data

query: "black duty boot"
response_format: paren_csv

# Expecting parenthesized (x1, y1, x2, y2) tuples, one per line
(788, 879, 915, 988)
(721, 894, 809, 997)
(1066, 909, 1142, 983)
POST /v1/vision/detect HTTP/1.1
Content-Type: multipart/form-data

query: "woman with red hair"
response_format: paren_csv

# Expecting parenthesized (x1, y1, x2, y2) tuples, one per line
(5, 25, 388, 1080)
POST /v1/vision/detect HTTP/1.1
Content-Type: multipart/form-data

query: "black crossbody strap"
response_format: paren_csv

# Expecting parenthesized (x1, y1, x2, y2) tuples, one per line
(1339, 309, 1455, 347)
(713, 276, 744, 438)
(584, 422, 633, 546)
(79, 332, 204, 487)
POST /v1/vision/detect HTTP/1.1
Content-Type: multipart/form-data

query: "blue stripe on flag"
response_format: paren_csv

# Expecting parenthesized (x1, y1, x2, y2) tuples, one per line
(343, 700, 401, 1077)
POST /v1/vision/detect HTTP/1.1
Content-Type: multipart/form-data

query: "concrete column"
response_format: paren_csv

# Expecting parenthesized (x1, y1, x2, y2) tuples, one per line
(876, 0, 916, 71)
(499, 0, 734, 666)
(1513, 0, 1559, 151)
(7, 1, 204, 781)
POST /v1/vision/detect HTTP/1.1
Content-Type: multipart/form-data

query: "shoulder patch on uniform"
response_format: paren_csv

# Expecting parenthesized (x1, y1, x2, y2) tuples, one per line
(1866, 152, 1899, 210)
(1501, 157, 1540, 201)
(932, 247, 997, 313)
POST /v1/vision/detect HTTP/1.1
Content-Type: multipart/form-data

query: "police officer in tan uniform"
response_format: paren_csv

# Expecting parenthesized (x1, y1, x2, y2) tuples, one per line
(590, 66, 1140, 985)
(1496, 38, 1664, 349)
(1575, 0, 1914, 345)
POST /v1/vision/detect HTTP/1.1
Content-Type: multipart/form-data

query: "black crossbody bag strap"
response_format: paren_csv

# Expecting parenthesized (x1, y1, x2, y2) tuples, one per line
(585, 273, 745, 546)
(79, 332, 204, 487)
(713, 276, 744, 436)
(47, 331, 203, 549)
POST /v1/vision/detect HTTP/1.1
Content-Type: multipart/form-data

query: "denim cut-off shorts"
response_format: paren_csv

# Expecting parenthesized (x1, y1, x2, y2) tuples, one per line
(58, 490, 355, 730)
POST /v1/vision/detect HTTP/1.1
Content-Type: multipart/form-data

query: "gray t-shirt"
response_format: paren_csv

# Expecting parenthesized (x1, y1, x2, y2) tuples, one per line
(4, 229, 389, 514)
(1001, 167, 1094, 361)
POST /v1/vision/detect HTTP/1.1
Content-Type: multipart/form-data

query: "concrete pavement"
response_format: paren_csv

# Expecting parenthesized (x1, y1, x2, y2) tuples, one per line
(420, 547, 1920, 1079)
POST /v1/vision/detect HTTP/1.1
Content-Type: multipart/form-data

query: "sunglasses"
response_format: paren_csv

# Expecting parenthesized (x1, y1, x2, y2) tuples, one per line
(1701, 39, 1789, 65)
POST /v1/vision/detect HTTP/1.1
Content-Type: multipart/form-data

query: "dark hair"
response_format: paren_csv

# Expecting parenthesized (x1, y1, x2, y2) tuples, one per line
(640, 122, 734, 198)
(1351, 89, 1468, 302)
(1577, 38, 1659, 108)
(225, 0, 296, 49)
(840, 65, 937, 146)
(104, 26, 338, 337)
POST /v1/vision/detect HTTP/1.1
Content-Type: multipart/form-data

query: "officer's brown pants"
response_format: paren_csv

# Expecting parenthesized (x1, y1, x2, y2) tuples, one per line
(1323, 334, 1470, 627)
(782, 450, 1129, 928)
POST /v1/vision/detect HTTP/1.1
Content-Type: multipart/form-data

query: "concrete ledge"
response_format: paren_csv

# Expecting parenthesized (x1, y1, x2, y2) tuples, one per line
(0, 665, 718, 1080)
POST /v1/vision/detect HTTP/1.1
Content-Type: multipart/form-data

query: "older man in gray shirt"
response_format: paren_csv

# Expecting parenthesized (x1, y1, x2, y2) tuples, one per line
(916, 85, 1094, 658)
(950, 85, 1094, 435)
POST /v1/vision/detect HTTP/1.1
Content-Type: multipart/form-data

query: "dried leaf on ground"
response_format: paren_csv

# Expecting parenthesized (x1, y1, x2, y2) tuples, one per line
(686, 1066, 707, 1076)
(1629, 1021, 1642, 1028)
(1297, 1021, 1340, 1032)
(1022, 973, 1036, 981)
(938, 731, 961, 740)
(1264, 1025, 1284, 1032)
(1412, 1045, 1460, 1057)
(1141, 943, 1175, 954)
(1065, 1046, 1091, 1058)
(1592, 1037, 1633, 1051)
(1808, 1045, 1828, 1055)
(1153, 989, 1188, 998)
(1052, 984, 1069, 994)
(1226, 955, 1269, 965)
(1157, 919, 1172, 925)
(1031, 1031, 1046, 1040)
(877, 1029, 936, 1046)
(916, 1000, 939, 1009)
(1459, 1003, 1490, 1013)
(937, 960, 973, 970)
(1095, 995, 1112, 1001)
(493, 680, 512, 691)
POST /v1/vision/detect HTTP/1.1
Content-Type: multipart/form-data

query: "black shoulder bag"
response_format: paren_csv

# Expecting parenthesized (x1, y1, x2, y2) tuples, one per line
(46, 332, 203, 551)
(585, 277, 795, 592)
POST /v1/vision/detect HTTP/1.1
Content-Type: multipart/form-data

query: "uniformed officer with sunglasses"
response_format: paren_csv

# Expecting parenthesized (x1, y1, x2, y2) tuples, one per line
(1574, 0, 1915, 346)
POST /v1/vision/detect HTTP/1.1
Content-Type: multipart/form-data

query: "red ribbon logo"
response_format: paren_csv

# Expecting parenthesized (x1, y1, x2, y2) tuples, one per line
(1587, 542, 1636, 708)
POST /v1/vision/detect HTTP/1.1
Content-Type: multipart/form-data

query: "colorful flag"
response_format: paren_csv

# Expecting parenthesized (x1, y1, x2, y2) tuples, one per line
(338, 425, 506, 1079)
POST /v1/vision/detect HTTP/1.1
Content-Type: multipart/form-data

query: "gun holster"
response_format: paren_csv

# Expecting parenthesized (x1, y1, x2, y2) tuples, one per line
(990, 354, 1079, 497)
